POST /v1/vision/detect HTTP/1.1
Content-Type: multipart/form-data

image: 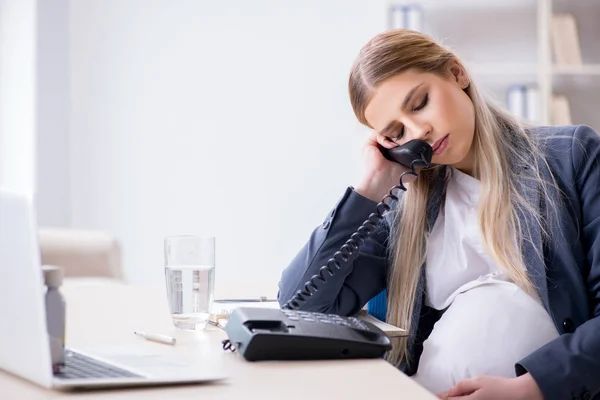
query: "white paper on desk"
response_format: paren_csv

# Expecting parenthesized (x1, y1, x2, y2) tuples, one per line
(211, 301, 280, 316)
(356, 312, 408, 338)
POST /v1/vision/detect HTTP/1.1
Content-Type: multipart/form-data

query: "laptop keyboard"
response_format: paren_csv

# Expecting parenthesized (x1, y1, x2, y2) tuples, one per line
(53, 350, 142, 380)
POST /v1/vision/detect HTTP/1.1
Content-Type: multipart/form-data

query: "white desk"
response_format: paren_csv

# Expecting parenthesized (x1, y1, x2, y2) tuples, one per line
(0, 280, 436, 400)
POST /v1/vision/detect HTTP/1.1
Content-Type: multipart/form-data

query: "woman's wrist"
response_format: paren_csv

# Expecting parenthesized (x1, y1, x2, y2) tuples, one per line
(354, 173, 395, 202)
(515, 373, 543, 400)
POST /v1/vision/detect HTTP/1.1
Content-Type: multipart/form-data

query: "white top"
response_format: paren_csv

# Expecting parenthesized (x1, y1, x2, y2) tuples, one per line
(411, 168, 559, 395)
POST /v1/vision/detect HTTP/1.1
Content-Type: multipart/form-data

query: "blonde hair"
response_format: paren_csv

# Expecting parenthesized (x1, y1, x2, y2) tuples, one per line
(348, 29, 556, 368)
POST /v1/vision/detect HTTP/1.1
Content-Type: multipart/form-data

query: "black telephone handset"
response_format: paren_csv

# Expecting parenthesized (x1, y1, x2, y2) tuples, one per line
(379, 139, 433, 169)
(223, 140, 433, 361)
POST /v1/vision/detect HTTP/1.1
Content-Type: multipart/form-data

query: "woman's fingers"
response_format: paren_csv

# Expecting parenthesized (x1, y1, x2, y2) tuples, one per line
(368, 130, 396, 149)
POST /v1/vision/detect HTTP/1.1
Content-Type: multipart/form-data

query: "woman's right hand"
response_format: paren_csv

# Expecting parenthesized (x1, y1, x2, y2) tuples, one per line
(354, 131, 412, 202)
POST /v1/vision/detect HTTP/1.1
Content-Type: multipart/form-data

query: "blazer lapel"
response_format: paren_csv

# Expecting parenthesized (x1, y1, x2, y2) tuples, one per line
(515, 166, 550, 311)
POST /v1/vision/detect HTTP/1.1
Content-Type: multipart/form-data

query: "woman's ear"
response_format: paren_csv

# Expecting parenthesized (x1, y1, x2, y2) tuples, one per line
(449, 61, 470, 89)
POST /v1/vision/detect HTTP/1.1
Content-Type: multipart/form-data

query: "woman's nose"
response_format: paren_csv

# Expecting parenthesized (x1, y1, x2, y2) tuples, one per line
(406, 122, 432, 141)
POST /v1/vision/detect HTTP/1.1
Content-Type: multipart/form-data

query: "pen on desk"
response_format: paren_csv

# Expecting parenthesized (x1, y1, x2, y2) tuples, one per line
(134, 331, 176, 345)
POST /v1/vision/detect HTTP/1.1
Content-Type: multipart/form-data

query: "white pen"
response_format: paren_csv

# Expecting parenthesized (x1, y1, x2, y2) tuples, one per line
(134, 331, 176, 345)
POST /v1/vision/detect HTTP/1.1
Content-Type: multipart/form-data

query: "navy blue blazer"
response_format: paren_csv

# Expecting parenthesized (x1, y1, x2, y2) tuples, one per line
(277, 125, 600, 400)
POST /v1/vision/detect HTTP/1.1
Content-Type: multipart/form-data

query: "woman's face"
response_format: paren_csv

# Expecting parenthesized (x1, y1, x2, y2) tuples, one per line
(364, 65, 476, 173)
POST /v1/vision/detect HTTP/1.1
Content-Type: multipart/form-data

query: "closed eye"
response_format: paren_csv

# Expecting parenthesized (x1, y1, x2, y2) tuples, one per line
(393, 93, 429, 140)
(414, 93, 428, 111)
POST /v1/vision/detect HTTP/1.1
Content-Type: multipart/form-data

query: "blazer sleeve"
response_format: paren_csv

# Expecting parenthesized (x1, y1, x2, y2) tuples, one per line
(277, 186, 391, 316)
(515, 125, 600, 400)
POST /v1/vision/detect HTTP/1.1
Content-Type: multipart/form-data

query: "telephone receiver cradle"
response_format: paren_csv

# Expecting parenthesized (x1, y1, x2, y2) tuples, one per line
(223, 140, 433, 361)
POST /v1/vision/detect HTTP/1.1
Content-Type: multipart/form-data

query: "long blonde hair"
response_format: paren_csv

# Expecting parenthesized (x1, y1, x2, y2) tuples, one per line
(348, 29, 556, 368)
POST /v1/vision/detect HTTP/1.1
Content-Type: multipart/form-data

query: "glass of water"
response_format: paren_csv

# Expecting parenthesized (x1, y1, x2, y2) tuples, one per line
(164, 236, 215, 330)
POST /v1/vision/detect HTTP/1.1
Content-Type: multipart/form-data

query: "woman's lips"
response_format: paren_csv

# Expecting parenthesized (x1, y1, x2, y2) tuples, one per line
(432, 134, 450, 156)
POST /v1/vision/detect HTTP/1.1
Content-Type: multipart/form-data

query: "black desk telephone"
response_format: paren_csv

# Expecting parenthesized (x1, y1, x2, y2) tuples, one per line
(223, 140, 433, 361)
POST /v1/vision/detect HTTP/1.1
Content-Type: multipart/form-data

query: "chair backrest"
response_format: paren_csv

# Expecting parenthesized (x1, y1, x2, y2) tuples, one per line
(367, 289, 387, 322)
(38, 227, 123, 280)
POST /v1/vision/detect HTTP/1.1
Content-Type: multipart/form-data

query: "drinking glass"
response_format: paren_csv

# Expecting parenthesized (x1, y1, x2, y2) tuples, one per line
(164, 236, 215, 330)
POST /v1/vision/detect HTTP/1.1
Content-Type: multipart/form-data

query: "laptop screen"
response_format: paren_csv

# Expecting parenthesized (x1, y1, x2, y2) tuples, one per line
(0, 188, 53, 388)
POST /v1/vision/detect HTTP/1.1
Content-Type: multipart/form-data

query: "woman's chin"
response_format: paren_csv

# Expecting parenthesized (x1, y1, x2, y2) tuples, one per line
(434, 150, 471, 170)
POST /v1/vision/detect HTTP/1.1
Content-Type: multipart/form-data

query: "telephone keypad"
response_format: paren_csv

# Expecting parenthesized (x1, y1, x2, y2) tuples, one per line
(281, 310, 371, 331)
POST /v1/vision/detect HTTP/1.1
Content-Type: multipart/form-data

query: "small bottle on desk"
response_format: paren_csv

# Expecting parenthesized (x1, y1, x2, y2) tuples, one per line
(43, 265, 66, 373)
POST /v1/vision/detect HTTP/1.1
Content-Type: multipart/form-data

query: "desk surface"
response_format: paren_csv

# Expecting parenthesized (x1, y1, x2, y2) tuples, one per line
(0, 279, 436, 400)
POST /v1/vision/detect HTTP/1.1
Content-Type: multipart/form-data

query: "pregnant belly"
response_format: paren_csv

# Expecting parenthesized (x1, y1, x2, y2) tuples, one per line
(412, 279, 560, 395)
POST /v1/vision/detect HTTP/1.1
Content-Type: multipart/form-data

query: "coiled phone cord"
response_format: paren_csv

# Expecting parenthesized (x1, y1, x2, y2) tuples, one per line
(222, 143, 431, 352)
(281, 154, 431, 311)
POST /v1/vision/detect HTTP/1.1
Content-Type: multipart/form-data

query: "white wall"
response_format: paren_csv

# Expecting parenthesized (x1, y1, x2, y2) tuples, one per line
(69, 0, 386, 292)
(0, 0, 37, 198)
(36, 0, 70, 226)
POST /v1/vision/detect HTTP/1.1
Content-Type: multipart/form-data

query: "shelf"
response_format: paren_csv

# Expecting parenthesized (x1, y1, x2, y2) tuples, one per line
(398, 0, 537, 9)
(384, 0, 599, 128)
(466, 63, 539, 92)
(424, 10, 537, 66)
(552, 65, 600, 76)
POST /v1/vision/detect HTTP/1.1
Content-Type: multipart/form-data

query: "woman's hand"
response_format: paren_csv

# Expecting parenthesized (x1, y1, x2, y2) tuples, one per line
(436, 374, 543, 400)
(354, 131, 412, 202)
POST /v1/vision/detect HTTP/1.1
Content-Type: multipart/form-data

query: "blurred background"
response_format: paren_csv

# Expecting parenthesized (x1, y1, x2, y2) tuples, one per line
(0, 0, 597, 295)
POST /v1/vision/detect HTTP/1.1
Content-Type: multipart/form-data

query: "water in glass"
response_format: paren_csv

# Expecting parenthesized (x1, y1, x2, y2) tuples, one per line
(165, 264, 215, 330)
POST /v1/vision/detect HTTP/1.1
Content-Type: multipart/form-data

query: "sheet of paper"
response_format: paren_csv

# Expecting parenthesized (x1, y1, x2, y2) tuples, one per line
(356, 311, 408, 337)
(211, 301, 280, 315)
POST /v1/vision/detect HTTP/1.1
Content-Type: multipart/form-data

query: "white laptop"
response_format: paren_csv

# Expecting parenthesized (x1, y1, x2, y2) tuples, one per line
(0, 188, 227, 390)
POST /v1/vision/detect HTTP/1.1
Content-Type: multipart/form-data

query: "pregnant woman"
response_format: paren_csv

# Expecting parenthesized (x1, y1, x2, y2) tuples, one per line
(278, 29, 600, 400)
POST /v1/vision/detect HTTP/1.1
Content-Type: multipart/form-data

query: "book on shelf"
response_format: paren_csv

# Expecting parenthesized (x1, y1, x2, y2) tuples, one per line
(506, 84, 540, 125)
(551, 13, 583, 67)
(389, 3, 423, 32)
(551, 94, 572, 126)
